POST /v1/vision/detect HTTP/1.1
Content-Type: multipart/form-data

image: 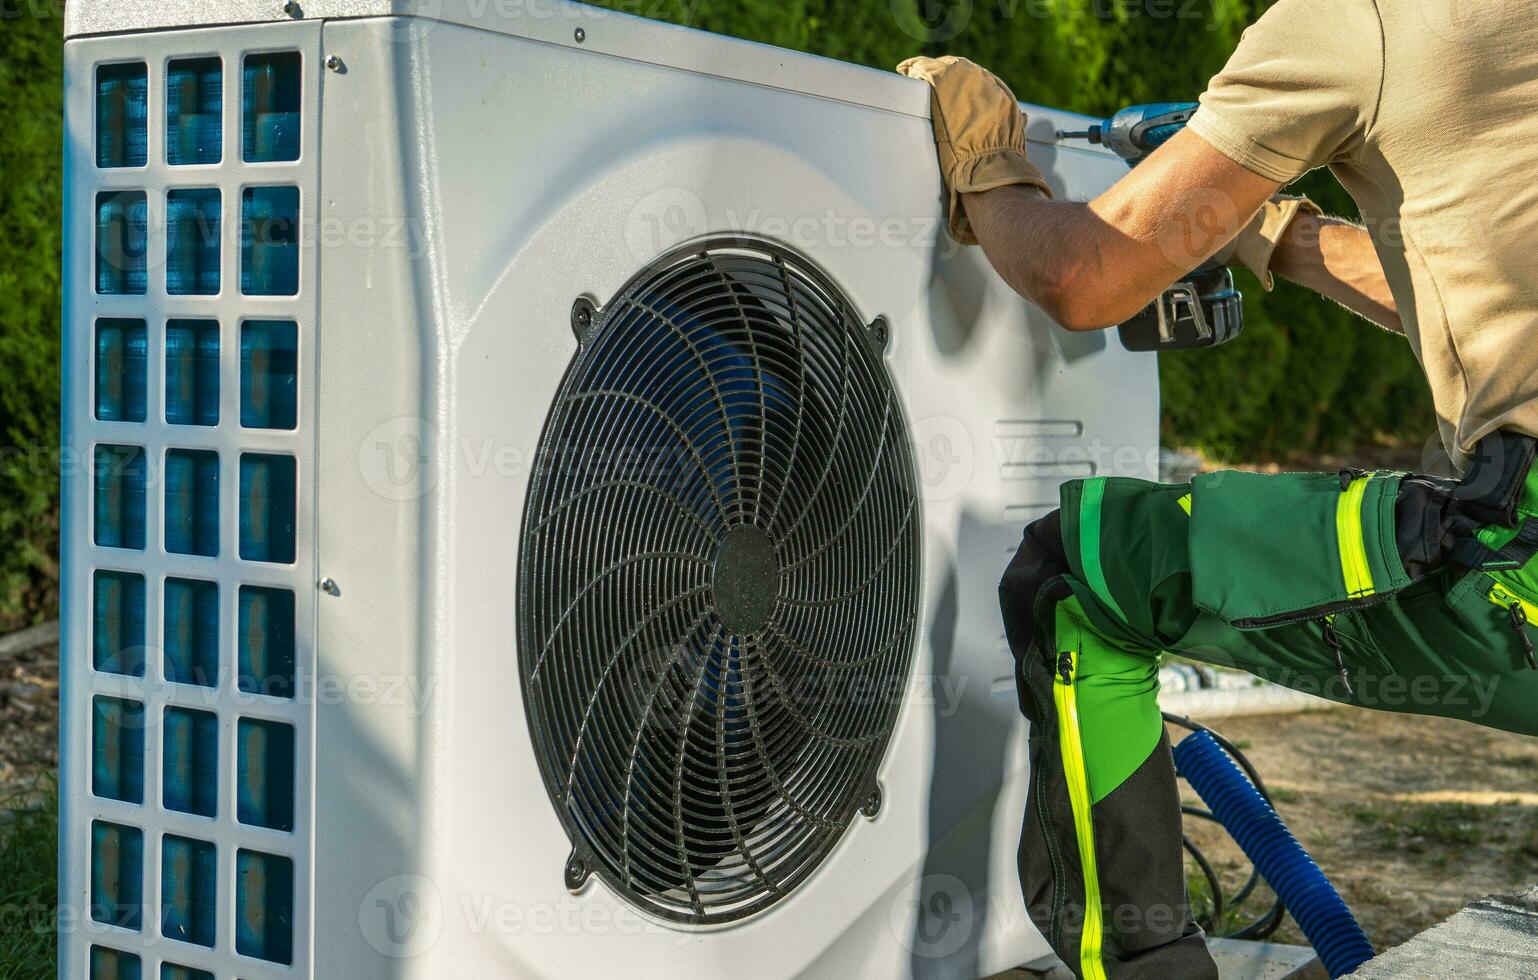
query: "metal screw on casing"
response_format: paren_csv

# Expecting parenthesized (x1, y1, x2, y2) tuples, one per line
(325, 55, 344, 73)
(319, 578, 341, 597)
(575, 28, 587, 43)
(283, 0, 302, 17)
(861, 784, 883, 819)
(564, 851, 591, 891)
(867, 316, 891, 353)
(571, 297, 598, 343)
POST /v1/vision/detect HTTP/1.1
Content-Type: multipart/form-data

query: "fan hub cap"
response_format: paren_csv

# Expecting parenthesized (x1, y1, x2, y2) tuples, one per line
(711, 525, 779, 634)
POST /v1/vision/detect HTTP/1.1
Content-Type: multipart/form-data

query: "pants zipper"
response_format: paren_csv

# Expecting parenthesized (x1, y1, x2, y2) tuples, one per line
(1053, 647, 1109, 980)
(1026, 583, 1069, 951)
(1488, 581, 1538, 670)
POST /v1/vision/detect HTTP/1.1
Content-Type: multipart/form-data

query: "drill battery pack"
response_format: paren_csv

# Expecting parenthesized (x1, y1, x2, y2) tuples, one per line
(1117, 261, 1244, 351)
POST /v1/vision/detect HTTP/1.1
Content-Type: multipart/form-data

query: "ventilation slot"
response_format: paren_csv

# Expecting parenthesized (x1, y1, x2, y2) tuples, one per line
(90, 946, 141, 980)
(163, 707, 219, 818)
(95, 318, 147, 423)
(167, 188, 221, 295)
(164, 449, 220, 556)
(241, 320, 298, 429)
(92, 696, 145, 804)
(96, 192, 148, 295)
(239, 453, 297, 563)
(239, 586, 295, 698)
(242, 52, 301, 162)
(167, 57, 222, 166)
(241, 187, 300, 296)
(93, 445, 147, 550)
(163, 578, 218, 687)
(161, 834, 217, 947)
(91, 820, 144, 930)
(93, 570, 145, 677)
(165, 319, 220, 426)
(96, 62, 147, 168)
(236, 849, 295, 964)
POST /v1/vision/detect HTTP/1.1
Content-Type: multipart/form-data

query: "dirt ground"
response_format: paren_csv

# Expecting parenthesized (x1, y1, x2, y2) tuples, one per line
(0, 624, 57, 807)
(1177, 708, 1538, 953)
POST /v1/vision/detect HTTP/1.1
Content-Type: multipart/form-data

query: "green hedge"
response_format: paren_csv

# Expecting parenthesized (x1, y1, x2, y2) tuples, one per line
(0, 1, 1434, 626)
(0, 5, 64, 632)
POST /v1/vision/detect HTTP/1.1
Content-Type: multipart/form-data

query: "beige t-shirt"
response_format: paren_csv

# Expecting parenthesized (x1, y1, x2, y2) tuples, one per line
(1188, 0, 1538, 470)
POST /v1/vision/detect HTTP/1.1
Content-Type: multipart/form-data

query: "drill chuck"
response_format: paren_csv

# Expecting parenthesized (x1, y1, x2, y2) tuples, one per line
(1058, 101, 1244, 352)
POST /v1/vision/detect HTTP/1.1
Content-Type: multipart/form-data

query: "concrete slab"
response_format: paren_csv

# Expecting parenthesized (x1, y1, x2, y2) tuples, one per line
(1347, 885, 1538, 978)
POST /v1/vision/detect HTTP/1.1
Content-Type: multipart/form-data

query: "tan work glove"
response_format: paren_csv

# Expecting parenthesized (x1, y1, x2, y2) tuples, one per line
(896, 55, 1052, 245)
(1216, 195, 1323, 290)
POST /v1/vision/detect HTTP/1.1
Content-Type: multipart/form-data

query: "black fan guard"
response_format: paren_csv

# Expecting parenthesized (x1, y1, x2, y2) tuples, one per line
(517, 237, 922, 924)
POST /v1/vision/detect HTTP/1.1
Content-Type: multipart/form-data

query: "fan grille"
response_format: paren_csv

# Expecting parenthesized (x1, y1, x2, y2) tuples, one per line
(518, 239, 920, 923)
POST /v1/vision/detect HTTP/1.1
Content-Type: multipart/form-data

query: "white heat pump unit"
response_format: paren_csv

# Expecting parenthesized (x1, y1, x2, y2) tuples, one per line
(60, 3, 1159, 978)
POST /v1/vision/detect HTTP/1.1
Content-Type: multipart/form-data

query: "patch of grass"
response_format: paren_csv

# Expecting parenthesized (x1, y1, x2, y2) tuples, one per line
(1347, 802, 1486, 855)
(1492, 753, 1538, 770)
(0, 778, 57, 980)
(1184, 858, 1283, 938)
(1270, 786, 1301, 806)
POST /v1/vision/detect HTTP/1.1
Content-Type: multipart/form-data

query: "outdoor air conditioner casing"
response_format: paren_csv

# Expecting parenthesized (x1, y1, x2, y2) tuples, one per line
(60, 4, 1159, 978)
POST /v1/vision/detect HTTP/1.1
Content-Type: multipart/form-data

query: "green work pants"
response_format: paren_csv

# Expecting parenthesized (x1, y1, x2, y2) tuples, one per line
(1002, 466, 1538, 979)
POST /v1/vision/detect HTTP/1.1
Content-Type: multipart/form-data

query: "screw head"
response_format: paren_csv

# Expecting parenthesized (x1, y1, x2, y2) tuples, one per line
(319, 577, 341, 597)
(564, 853, 589, 891)
(283, 0, 301, 17)
(572, 298, 598, 342)
(868, 316, 891, 351)
(574, 27, 587, 43)
(325, 55, 343, 72)
(861, 784, 883, 819)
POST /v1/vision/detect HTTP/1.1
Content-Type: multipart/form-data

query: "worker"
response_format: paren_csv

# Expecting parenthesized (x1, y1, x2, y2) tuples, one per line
(899, 2, 1538, 977)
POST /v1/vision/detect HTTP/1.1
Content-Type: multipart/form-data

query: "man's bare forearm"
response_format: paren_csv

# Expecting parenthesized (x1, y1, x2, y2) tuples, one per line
(962, 186, 1140, 330)
(1270, 212, 1401, 332)
(960, 128, 1283, 331)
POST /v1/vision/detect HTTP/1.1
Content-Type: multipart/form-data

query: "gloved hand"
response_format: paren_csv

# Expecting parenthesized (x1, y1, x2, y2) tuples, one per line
(896, 55, 1052, 245)
(1215, 195, 1323, 290)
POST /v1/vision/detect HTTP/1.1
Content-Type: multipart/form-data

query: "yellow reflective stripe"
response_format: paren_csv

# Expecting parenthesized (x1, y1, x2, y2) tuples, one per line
(1176, 493, 1192, 515)
(1053, 648, 1109, 980)
(1336, 477, 1375, 598)
(1490, 581, 1538, 621)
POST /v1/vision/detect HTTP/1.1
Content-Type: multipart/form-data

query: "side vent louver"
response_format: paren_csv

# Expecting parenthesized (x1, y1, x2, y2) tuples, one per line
(70, 31, 316, 978)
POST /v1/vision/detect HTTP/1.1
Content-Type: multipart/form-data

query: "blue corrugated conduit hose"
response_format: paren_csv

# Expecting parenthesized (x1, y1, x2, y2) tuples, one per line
(1169, 715, 1375, 978)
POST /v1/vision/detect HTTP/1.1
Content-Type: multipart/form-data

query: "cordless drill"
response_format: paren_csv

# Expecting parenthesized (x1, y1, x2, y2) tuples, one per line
(1059, 103, 1244, 352)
